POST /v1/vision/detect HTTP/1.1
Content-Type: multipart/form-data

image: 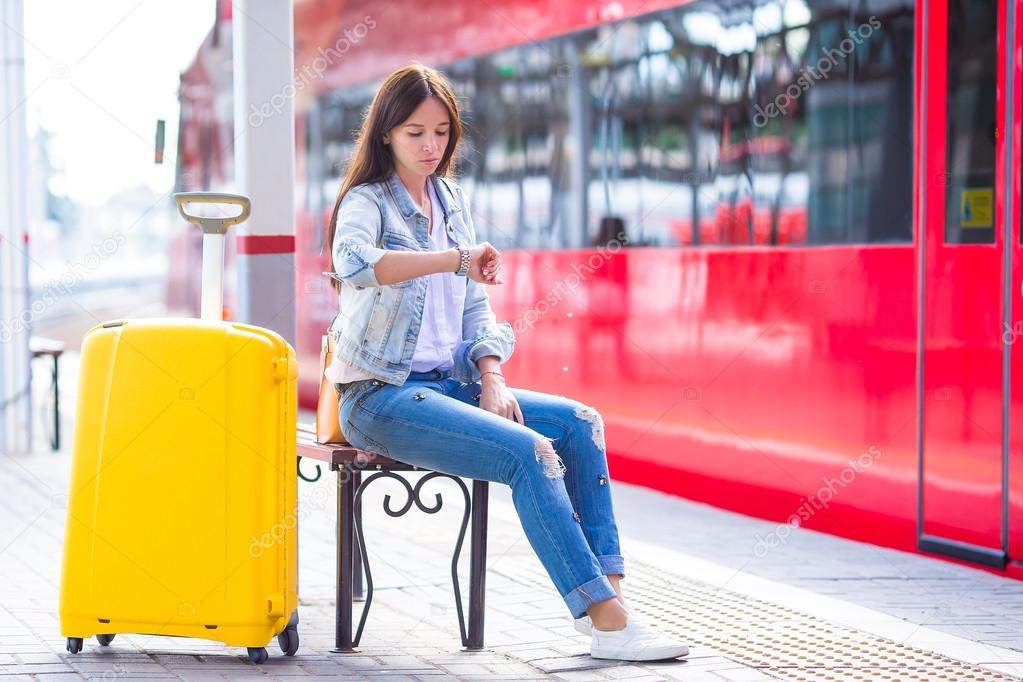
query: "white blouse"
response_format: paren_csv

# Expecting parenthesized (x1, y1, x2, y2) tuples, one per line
(325, 178, 466, 384)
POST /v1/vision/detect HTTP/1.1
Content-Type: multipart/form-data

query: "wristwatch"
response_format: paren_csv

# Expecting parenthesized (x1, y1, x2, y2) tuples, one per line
(454, 246, 471, 277)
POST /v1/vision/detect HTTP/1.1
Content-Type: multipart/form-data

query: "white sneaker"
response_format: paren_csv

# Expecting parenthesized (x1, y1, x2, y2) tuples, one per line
(590, 615, 689, 661)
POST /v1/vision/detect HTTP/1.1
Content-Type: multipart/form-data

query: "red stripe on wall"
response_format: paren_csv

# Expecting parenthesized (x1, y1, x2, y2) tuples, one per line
(237, 234, 295, 255)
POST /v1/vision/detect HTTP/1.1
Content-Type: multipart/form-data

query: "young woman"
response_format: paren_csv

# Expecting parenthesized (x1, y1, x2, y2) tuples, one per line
(325, 63, 688, 662)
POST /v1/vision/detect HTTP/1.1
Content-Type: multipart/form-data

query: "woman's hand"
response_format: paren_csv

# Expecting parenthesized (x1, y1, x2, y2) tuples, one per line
(478, 375, 523, 423)
(469, 242, 503, 285)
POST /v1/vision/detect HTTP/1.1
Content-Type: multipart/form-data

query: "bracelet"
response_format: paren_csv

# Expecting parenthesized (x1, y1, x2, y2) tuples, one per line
(480, 370, 505, 381)
(454, 246, 471, 276)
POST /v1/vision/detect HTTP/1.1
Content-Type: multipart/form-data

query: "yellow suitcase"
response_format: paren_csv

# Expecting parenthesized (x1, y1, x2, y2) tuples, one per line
(59, 194, 299, 663)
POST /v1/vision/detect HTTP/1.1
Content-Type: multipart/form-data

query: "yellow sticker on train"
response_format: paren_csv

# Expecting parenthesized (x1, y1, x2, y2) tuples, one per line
(961, 188, 993, 228)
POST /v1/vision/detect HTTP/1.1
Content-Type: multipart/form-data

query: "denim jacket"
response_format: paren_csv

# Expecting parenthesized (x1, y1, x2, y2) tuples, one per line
(328, 170, 516, 386)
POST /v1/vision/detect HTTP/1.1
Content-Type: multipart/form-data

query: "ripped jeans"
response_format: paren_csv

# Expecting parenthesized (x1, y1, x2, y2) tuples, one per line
(336, 368, 624, 619)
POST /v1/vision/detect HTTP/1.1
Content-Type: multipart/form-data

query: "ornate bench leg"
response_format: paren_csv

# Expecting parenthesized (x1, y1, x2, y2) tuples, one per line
(467, 480, 489, 651)
(334, 465, 356, 653)
(331, 470, 487, 651)
(353, 469, 364, 601)
(52, 354, 61, 451)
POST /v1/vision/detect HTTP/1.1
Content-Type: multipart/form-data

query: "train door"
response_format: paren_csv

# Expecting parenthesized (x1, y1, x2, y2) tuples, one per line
(918, 0, 1020, 571)
(1008, 0, 1023, 576)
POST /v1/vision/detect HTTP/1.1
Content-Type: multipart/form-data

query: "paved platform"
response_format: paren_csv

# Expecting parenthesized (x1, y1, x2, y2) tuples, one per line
(2, 351, 1022, 680)
(4, 442, 1023, 681)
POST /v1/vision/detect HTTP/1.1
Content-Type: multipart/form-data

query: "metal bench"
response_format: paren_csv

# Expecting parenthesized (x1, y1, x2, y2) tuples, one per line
(296, 423, 489, 652)
(30, 336, 66, 451)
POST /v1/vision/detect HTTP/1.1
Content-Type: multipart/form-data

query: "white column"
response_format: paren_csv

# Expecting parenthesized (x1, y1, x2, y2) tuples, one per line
(0, 0, 32, 454)
(232, 0, 296, 346)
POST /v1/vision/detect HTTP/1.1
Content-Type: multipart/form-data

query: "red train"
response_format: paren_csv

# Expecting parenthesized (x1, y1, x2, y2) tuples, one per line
(174, 0, 1023, 578)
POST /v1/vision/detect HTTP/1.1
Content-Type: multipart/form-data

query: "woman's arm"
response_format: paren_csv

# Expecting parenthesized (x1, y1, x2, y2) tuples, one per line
(332, 186, 499, 288)
(374, 249, 461, 285)
(450, 187, 516, 384)
(476, 353, 523, 423)
(476, 354, 502, 378)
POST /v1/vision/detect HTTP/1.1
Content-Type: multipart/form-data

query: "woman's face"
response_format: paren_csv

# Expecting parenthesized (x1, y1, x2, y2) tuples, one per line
(383, 96, 451, 181)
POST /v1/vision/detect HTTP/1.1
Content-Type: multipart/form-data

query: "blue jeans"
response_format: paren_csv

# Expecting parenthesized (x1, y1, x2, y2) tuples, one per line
(336, 368, 624, 619)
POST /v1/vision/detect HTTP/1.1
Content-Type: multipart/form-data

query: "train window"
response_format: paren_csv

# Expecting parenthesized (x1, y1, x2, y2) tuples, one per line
(318, 88, 374, 251)
(311, 0, 915, 251)
(580, 0, 914, 248)
(305, 107, 324, 254)
(850, 0, 915, 243)
(944, 0, 997, 245)
(455, 42, 577, 250)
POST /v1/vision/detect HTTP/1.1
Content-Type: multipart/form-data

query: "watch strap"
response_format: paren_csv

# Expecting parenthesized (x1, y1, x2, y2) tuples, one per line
(455, 246, 471, 276)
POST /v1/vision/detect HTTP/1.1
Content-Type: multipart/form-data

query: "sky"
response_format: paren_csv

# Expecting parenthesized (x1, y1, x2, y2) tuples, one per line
(22, 0, 215, 207)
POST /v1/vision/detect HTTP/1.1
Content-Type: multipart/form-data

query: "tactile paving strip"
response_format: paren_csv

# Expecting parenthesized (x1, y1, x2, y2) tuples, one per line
(499, 560, 1021, 681)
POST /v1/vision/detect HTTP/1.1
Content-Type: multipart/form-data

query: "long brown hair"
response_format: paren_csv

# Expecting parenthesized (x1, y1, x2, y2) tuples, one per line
(326, 63, 463, 290)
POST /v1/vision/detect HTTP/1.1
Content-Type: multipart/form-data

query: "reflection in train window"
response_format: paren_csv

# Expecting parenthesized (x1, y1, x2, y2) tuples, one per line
(944, 0, 996, 245)
(313, 0, 915, 250)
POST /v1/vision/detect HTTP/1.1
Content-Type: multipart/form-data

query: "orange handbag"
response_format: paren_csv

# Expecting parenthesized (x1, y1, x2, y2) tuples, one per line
(315, 333, 347, 444)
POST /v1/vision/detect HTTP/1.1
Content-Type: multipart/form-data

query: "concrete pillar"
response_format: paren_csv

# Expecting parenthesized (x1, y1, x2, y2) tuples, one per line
(0, 0, 32, 454)
(231, 0, 296, 347)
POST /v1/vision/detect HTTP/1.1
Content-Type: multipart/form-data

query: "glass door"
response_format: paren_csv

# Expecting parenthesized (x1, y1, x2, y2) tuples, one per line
(918, 0, 1008, 567)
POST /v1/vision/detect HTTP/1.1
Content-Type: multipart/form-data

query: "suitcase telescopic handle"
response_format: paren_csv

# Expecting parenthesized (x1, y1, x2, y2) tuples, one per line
(173, 192, 251, 234)
(173, 192, 252, 321)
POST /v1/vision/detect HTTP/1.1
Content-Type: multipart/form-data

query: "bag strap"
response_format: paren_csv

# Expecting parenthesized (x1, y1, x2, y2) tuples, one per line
(326, 311, 340, 336)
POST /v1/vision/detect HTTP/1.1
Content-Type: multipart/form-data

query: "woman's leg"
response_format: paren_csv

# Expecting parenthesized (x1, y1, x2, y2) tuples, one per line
(444, 382, 625, 587)
(338, 377, 619, 619)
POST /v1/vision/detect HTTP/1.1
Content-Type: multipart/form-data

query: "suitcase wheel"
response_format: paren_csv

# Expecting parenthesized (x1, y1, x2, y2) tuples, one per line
(277, 624, 299, 656)
(246, 647, 268, 664)
(96, 634, 115, 646)
(66, 638, 83, 654)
